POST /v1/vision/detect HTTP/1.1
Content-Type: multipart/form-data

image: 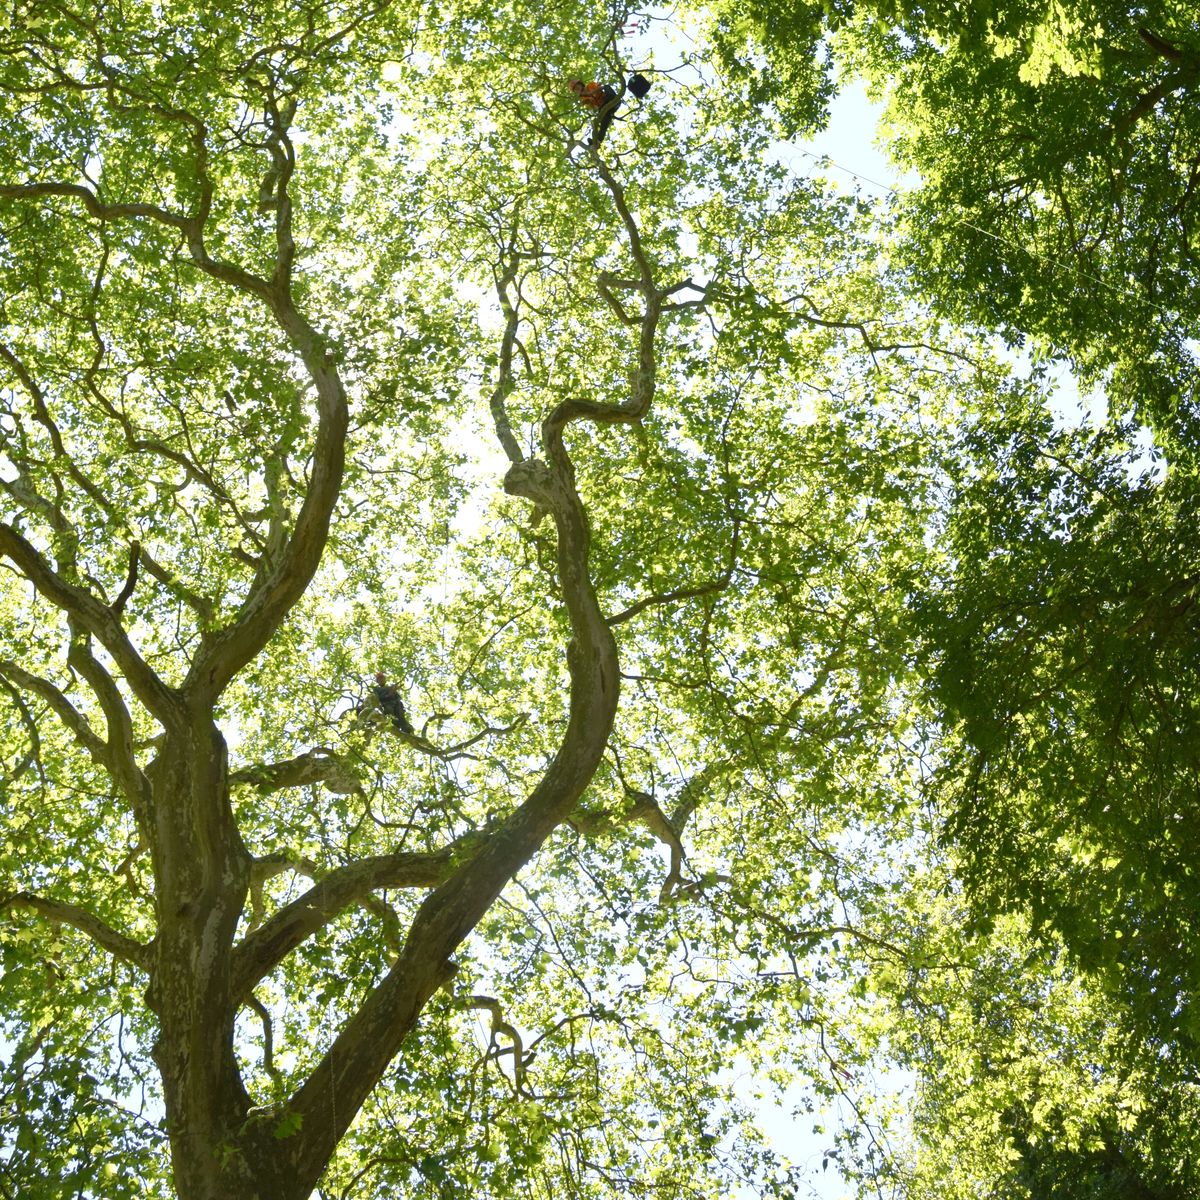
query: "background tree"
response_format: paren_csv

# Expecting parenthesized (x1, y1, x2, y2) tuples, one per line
(843, 0, 1200, 1052)
(847, 1, 1200, 428)
(849, 3, 1200, 1174)
(877, 891, 1200, 1200)
(0, 3, 1009, 1198)
(916, 396, 1200, 1046)
(692, 0, 1200, 1186)
(703, 0, 1199, 414)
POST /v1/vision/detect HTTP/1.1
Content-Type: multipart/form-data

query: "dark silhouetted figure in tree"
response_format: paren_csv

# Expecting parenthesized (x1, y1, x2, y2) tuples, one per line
(371, 671, 413, 734)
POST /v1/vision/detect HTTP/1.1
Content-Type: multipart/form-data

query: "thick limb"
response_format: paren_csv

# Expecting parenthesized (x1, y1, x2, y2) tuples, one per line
(2, 891, 150, 969)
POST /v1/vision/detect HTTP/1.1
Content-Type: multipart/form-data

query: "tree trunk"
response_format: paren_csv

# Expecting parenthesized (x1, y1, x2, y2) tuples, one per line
(144, 717, 264, 1199)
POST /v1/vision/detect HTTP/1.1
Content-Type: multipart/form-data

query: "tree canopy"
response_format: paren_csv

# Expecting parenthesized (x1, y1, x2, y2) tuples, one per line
(1, 2, 1198, 1199)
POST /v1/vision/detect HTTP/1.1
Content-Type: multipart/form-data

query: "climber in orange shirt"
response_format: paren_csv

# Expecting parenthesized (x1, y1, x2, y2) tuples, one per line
(568, 74, 650, 147)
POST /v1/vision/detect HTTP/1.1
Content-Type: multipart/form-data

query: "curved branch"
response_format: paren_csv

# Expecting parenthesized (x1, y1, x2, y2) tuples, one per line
(0, 658, 109, 767)
(398, 713, 529, 763)
(464, 995, 526, 1093)
(278, 434, 622, 1190)
(597, 272, 639, 326)
(245, 994, 281, 1079)
(272, 160, 661, 1189)
(592, 156, 651, 282)
(0, 522, 178, 724)
(231, 748, 361, 796)
(0, 181, 189, 229)
(1138, 27, 1186, 63)
(2, 891, 151, 969)
(245, 853, 318, 932)
(489, 247, 527, 465)
(246, 850, 404, 940)
(183, 297, 348, 702)
(262, 95, 299, 289)
(626, 790, 685, 900)
(0, 676, 40, 784)
(546, 163, 663, 432)
(668, 760, 726, 837)
(278, 393, 624, 1192)
(547, 261, 662, 432)
(137, 547, 216, 623)
(572, 782, 688, 901)
(110, 541, 141, 616)
(66, 630, 152, 812)
(609, 579, 727, 628)
(231, 848, 457, 1000)
(1116, 65, 1198, 134)
(3, 160, 345, 708)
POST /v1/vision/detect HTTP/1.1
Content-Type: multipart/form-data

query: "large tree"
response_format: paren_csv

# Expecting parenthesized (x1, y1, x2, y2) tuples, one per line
(0, 3, 1005, 1197)
(694, 1, 1200, 1186)
(706, 0, 1199, 406)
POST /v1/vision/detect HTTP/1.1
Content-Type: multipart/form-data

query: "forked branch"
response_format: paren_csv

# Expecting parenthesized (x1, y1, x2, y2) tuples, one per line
(0, 523, 177, 721)
(231, 848, 459, 999)
(0, 658, 109, 768)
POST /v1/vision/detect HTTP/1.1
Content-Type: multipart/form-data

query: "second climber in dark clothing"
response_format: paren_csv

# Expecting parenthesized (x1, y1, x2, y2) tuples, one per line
(372, 672, 414, 734)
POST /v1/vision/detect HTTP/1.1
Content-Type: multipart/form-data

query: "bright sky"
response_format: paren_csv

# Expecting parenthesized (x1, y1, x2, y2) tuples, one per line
(789, 78, 904, 195)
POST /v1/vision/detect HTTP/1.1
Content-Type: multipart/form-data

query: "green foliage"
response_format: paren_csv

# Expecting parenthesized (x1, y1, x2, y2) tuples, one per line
(913, 392, 1200, 1051)
(693, 0, 1200, 1190)
(884, 900, 1200, 1200)
(3, 1, 1198, 1198)
(0, 2, 988, 1195)
(845, 2, 1200, 430)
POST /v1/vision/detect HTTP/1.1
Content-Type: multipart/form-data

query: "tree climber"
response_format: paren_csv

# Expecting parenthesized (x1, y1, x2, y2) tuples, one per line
(373, 672, 414, 734)
(362, 671, 414, 735)
(568, 73, 650, 147)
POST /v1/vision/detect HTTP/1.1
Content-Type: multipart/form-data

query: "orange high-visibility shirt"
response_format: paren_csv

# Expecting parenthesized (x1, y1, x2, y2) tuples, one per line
(578, 82, 608, 109)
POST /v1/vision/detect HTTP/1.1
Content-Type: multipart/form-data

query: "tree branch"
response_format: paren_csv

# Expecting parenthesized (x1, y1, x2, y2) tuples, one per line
(0, 522, 179, 724)
(137, 547, 216, 623)
(2, 156, 347, 707)
(182, 294, 348, 702)
(231, 848, 458, 1000)
(0, 658, 109, 767)
(625, 790, 685, 900)
(110, 541, 141, 617)
(66, 629, 152, 813)
(464, 995, 526, 1093)
(2, 891, 150, 969)
(668, 761, 726, 838)
(0, 675, 41, 785)
(245, 994, 281, 1079)
(271, 155, 661, 1190)
(1116, 65, 1197, 134)
(230, 748, 361, 796)
(1138, 27, 1185, 63)
(0, 181, 190, 229)
(278, 377, 624, 1193)
(609, 505, 740, 629)
(489, 237, 529, 466)
(608, 575, 730, 627)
